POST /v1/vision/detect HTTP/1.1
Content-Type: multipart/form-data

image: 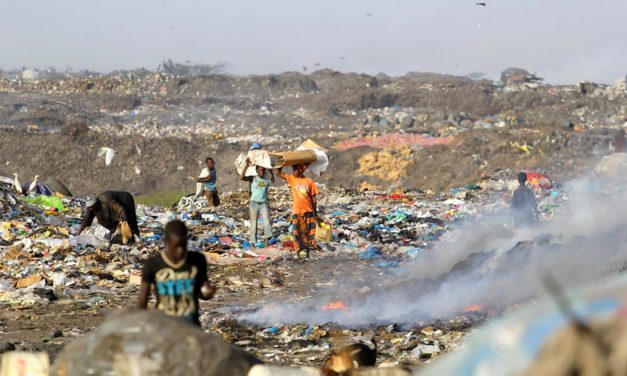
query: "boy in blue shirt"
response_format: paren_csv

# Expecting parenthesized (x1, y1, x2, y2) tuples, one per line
(240, 158, 275, 247)
(197, 157, 220, 207)
(137, 220, 215, 325)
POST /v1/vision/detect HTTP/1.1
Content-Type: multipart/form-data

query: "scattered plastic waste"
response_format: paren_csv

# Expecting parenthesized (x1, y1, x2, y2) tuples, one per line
(0, 168, 568, 371)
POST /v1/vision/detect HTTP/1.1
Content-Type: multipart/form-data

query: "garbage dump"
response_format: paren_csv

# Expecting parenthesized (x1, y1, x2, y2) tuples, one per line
(2, 68, 627, 375)
(0, 167, 567, 371)
(2, 69, 627, 196)
(3, 162, 627, 374)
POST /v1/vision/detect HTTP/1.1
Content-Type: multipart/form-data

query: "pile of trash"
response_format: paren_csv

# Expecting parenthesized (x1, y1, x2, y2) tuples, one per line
(0, 183, 22, 222)
(0, 167, 566, 298)
(356, 107, 522, 136)
(0, 168, 570, 371)
(499, 67, 544, 91)
(583, 76, 627, 101)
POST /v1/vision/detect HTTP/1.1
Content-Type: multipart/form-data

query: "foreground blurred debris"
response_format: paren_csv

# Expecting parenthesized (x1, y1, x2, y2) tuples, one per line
(421, 273, 627, 376)
(51, 310, 261, 376)
(0, 351, 49, 376)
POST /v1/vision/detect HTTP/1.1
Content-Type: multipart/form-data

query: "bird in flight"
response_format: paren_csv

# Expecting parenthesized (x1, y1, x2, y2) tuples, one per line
(98, 147, 118, 166)
(476, 2, 487, 6)
(366, 13, 373, 17)
(314, 62, 321, 67)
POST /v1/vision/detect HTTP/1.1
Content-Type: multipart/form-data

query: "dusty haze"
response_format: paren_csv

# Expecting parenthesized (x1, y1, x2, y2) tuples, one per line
(1, 0, 626, 83)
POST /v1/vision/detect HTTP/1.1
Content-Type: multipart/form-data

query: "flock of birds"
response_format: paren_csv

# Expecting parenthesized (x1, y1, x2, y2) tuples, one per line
(12, 145, 137, 195)
(13, 145, 136, 196)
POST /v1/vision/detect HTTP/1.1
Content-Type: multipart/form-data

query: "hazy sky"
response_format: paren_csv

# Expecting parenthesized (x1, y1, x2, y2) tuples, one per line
(1, 0, 625, 83)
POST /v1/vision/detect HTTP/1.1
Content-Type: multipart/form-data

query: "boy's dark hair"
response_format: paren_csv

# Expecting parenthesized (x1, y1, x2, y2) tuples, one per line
(165, 220, 188, 240)
(206, 157, 214, 163)
(517, 172, 528, 184)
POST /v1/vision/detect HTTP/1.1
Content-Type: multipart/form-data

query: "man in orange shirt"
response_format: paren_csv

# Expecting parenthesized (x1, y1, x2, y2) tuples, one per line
(277, 163, 320, 258)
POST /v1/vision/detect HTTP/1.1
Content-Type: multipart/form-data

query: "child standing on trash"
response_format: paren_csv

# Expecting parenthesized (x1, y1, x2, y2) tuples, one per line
(240, 158, 276, 247)
(197, 157, 220, 207)
(247, 143, 274, 195)
(277, 163, 320, 258)
(137, 220, 215, 326)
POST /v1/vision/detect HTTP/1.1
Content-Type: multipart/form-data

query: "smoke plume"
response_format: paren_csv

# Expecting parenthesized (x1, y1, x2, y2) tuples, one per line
(241, 174, 627, 326)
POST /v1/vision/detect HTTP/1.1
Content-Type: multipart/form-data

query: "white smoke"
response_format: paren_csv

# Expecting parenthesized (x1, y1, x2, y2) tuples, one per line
(241, 175, 627, 326)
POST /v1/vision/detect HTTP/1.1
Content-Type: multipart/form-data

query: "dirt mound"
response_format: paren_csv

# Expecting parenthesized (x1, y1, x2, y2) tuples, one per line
(0, 70, 624, 195)
(358, 148, 414, 182)
(0, 123, 613, 197)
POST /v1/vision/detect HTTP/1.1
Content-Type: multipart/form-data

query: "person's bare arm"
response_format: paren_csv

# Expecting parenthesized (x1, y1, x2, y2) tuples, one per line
(240, 159, 252, 181)
(76, 209, 96, 235)
(198, 257, 215, 300)
(276, 167, 288, 180)
(137, 282, 151, 309)
(312, 195, 321, 223)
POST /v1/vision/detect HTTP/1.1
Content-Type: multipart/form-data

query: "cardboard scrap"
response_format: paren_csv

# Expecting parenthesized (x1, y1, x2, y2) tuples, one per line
(4, 243, 28, 260)
(16, 274, 43, 289)
(300, 139, 328, 152)
(56, 226, 70, 236)
(1, 226, 12, 241)
(203, 252, 222, 264)
(270, 150, 317, 167)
